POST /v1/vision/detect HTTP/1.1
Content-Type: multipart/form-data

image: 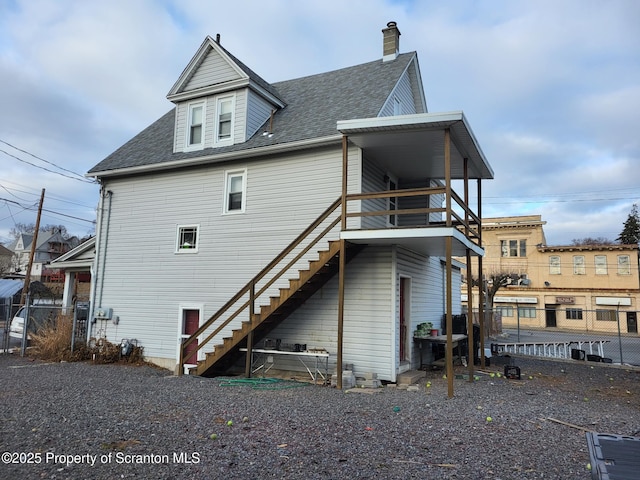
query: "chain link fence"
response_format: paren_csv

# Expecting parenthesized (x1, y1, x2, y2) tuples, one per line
(467, 307, 640, 367)
(1, 297, 89, 356)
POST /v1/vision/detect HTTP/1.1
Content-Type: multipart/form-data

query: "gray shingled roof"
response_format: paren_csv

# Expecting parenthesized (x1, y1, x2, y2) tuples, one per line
(88, 53, 416, 175)
(216, 43, 284, 106)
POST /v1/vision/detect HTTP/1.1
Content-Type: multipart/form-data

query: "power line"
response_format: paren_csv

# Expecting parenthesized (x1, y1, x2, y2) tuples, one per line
(0, 148, 95, 183)
(481, 196, 639, 205)
(0, 183, 33, 202)
(41, 207, 96, 224)
(0, 182, 96, 209)
(0, 138, 95, 182)
(0, 197, 95, 225)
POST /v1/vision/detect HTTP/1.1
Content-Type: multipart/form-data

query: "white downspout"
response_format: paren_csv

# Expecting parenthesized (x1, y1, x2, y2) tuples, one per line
(89, 187, 112, 338)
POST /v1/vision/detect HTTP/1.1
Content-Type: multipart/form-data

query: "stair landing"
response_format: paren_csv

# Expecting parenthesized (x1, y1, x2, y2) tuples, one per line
(397, 369, 425, 386)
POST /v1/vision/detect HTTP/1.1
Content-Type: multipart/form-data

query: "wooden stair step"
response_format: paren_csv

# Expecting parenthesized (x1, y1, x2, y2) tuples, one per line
(192, 239, 362, 377)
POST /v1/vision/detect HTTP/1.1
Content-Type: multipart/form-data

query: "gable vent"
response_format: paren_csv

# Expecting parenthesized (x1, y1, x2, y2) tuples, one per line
(382, 21, 401, 62)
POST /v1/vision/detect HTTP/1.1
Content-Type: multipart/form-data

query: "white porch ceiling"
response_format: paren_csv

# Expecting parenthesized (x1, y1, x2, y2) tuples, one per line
(337, 111, 494, 180)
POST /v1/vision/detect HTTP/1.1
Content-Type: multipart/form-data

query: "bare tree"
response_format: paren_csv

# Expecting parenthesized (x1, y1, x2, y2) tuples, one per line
(0, 254, 11, 276)
(571, 237, 613, 246)
(472, 270, 522, 336)
(9, 223, 70, 240)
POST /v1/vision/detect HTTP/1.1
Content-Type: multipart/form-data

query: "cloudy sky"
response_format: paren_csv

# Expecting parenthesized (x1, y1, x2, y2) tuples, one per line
(1, 0, 638, 247)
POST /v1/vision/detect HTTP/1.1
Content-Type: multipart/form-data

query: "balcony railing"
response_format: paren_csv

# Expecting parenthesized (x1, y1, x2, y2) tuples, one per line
(344, 185, 481, 247)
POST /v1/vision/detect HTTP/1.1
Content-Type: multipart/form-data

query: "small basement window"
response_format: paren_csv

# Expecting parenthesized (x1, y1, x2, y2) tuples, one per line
(176, 225, 199, 253)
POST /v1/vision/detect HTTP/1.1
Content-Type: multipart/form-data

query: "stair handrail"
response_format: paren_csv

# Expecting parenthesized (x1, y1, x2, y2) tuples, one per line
(179, 197, 342, 372)
(188, 215, 342, 363)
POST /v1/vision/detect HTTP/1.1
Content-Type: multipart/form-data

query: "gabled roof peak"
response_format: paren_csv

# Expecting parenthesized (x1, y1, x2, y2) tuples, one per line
(166, 36, 284, 107)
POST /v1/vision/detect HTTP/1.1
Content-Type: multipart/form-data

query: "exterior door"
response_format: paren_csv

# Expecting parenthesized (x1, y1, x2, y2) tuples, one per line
(627, 312, 638, 334)
(399, 277, 410, 362)
(182, 309, 200, 365)
(545, 305, 557, 328)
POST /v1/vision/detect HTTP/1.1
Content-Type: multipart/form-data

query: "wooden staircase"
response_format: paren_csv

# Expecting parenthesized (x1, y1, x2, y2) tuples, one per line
(192, 240, 363, 376)
(178, 197, 363, 377)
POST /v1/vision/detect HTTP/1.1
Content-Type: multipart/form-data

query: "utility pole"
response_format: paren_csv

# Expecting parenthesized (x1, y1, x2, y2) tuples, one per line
(20, 188, 45, 306)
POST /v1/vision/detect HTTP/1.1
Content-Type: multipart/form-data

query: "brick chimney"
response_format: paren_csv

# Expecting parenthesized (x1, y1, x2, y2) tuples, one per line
(382, 21, 401, 61)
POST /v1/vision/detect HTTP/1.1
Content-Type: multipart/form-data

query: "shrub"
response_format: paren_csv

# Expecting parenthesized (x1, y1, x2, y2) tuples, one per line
(29, 314, 144, 365)
(30, 313, 85, 362)
(86, 337, 144, 364)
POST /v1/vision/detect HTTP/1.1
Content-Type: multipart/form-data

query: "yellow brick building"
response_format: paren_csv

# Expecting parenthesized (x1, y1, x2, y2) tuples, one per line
(462, 215, 640, 334)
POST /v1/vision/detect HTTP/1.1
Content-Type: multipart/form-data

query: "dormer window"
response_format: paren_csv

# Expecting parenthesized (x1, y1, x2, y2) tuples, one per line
(216, 96, 234, 145)
(186, 102, 205, 149)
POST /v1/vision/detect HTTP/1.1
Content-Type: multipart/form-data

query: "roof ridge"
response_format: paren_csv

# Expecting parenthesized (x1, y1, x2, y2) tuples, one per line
(272, 51, 416, 87)
(214, 41, 284, 103)
(88, 50, 421, 176)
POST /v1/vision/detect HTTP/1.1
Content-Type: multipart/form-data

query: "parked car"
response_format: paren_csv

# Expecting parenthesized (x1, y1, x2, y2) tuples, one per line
(9, 305, 60, 340)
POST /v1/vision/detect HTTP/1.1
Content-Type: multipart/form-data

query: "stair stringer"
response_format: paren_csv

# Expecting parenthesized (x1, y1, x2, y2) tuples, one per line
(194, 241, 364, 376)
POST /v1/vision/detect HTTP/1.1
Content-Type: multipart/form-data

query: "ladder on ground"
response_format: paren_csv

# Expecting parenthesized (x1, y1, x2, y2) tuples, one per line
(491, 340, 609, 360)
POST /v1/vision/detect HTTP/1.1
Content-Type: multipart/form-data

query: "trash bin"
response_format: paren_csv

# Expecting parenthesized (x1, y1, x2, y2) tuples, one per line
(571, 348, 586, 360)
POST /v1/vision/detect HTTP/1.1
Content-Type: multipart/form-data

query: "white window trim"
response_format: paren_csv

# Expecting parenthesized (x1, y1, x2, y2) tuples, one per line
(618, 255, 631, 275)
(594, 255, 608, 275)
(214, 94, 235, 146)
(176, 224, 200, 253)
(223, 169, 246, 214)
(185, 101, 206, 151)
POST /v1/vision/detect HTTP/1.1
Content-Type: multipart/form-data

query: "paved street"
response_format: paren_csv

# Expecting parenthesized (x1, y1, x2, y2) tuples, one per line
(497, 327, 640, 366)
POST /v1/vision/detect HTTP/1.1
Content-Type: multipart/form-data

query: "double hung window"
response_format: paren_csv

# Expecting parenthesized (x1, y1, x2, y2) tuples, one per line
(187, 103, 204, 148)
(594, 255, 607, 275)
(224, 169, 246, 213)
(184, 95, 235, 150)
(216, 97, 234, 144)
(618, 255, 631, 275)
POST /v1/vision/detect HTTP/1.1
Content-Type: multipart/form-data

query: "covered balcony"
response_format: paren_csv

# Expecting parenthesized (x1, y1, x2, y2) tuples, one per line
(337, 111, 494, 396)
(338, 111, 493, 258)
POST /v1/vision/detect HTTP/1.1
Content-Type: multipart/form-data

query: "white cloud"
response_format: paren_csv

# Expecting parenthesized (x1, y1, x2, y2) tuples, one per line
(0, 0, 638, 245)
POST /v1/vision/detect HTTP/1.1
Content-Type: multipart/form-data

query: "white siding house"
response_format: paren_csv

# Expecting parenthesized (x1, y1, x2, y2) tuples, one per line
(87, 23, 493, 387)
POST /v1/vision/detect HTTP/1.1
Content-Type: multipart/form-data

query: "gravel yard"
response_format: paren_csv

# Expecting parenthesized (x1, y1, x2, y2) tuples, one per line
(1, 353, 638, 479)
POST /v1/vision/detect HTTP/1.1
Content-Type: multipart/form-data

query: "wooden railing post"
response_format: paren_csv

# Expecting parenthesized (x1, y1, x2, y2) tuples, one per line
(466, 247, 474, 382)
(178, 341, 184, 376)
(245, 281, 255, 378)
(463, 157, 469, 238)
(337, 134, 349, 389)
(445, 236, 454, 398)
(444, 128, 452, 227)
(337, 239, 346, 390)
(477, 178, 485, 368)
